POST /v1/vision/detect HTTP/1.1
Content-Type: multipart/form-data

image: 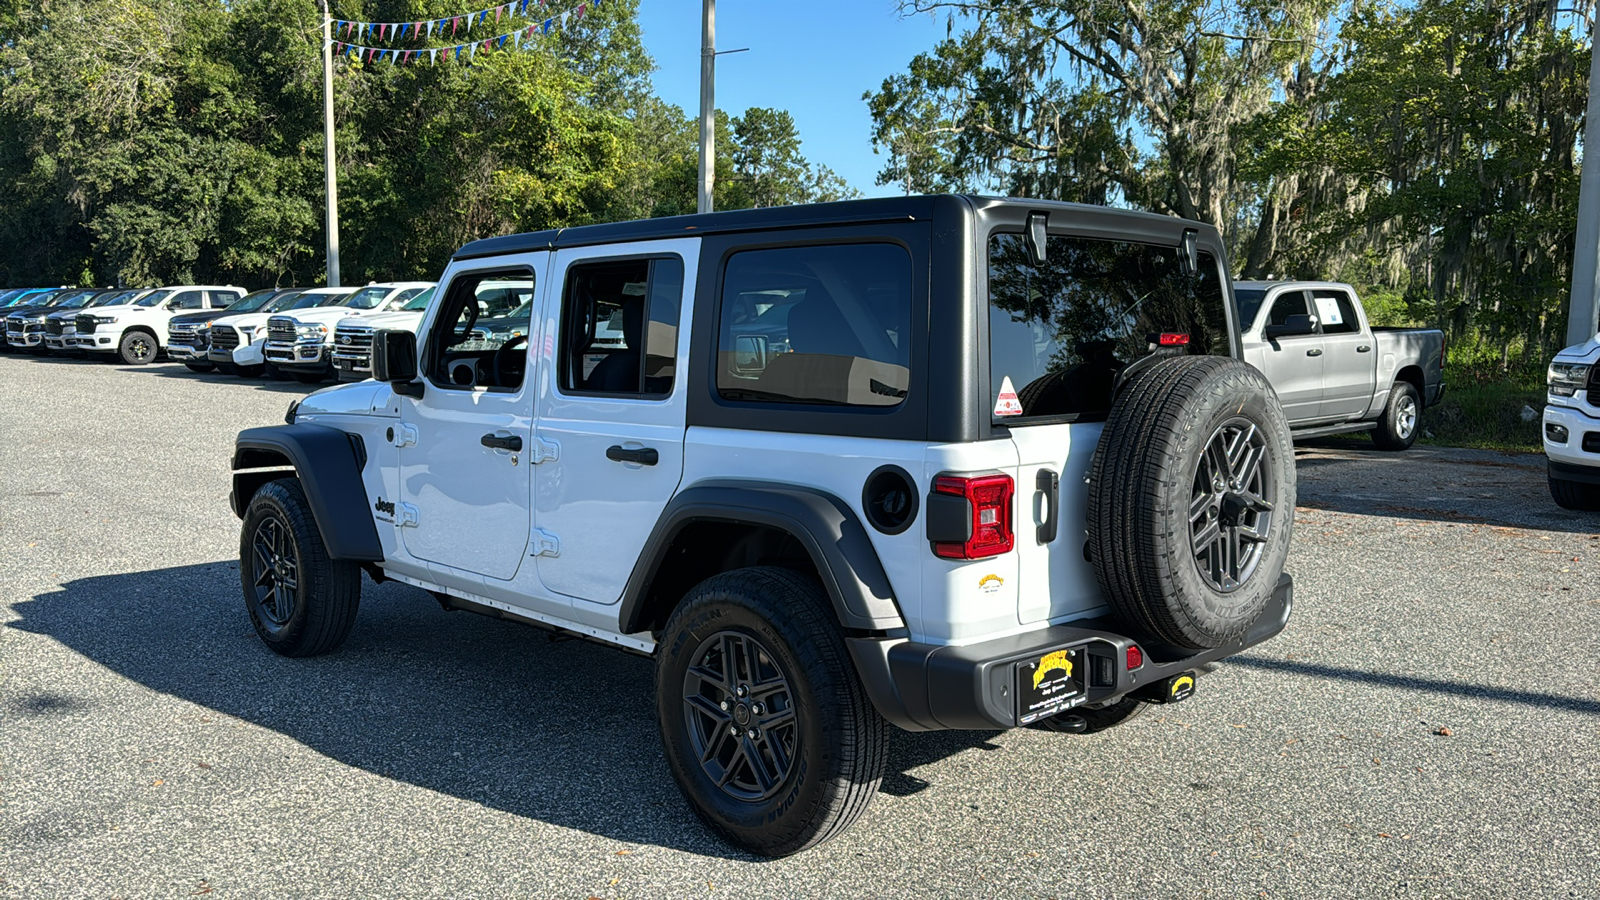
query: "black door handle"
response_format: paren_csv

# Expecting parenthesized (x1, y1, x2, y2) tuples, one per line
(1306, 348, 1323, 357)
(607, 445, 659, 466)
(1356, 345, 1371, 352)
(481, 433, 522, 452)
(1036, 469, 1059, 544)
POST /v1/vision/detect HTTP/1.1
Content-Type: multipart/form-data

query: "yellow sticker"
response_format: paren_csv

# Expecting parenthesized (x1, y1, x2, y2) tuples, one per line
(1033, 650, 1074, 689)
(979, 574, 1004, 594)
(1171, 675, 1195, 697)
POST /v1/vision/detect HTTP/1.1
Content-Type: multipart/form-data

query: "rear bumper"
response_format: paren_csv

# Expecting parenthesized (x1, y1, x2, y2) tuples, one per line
(849, 573, 1293, 731)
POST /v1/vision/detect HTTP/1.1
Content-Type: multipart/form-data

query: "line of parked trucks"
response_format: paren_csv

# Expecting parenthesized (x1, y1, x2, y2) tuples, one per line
(3, 276, 1595, 510)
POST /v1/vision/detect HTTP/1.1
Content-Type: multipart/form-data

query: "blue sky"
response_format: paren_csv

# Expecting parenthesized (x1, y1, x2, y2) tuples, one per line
(634, 2, 951, 198)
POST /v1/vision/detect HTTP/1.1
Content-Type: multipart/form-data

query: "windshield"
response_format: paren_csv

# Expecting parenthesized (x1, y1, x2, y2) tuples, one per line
(262, 291, 304, 312)
(315, 291, 354, 307)
(136, 289, 175, 307)
(342, 286, 393, 310)
(227, 290, 278, 314)
(1234, 288, 1268, 328)
(0, 290, 21, 305)
(90, 290, 136, 308)
(400, 287, 436, 311)
(55, 290, 100, 309)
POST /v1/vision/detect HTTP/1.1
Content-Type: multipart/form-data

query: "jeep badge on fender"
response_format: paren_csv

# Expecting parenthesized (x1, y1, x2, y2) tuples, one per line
(228, 195, 1295, 858)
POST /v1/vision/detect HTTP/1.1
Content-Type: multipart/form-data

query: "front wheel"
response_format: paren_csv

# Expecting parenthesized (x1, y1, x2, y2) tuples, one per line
(1549, 475, 1600, 511)
(118, 331, 157, 365)
(1372, 381, 1421, 451)
(240, 478, 360, 657)
(656, 567, 888, 857)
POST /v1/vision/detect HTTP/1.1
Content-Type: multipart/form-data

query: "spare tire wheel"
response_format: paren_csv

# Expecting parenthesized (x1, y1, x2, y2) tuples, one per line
(1087, 356, 1294, 650)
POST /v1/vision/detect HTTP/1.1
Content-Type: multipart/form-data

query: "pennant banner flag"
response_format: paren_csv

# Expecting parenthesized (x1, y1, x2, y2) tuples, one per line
(331, 0, 597, 46)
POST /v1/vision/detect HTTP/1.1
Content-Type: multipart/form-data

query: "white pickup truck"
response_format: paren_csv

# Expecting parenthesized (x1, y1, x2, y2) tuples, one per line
(1543, 332, 1600, 509)
(1235, 281, 1446, 450)
(70, 285, 245, 364)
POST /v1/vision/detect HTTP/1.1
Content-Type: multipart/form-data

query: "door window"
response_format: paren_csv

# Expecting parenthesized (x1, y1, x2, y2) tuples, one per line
(715, 243, 911, 407)
(423, 272, 537, 391)
(558, 257, 684, 397)
(1266, 291, 1315, 331)
(1312, 290, 1360, 335)
(168, 291, 205, 311)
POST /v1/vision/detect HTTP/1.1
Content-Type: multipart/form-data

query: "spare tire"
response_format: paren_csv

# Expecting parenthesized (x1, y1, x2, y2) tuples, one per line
(1087, 356, 1294, 650)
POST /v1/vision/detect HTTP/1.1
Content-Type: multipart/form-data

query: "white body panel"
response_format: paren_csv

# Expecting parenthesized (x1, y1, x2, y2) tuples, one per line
(1544, 336, 1600, 470)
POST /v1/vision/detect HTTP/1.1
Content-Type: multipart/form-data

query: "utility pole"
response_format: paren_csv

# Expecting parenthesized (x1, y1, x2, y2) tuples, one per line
(1569, 27, 1600, 345)
(320, 0, 342, 286)
(698, 0, 715, 215)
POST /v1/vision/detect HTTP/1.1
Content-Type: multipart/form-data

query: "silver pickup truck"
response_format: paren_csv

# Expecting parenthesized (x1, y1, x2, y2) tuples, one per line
(1236, 281, 1445, 450)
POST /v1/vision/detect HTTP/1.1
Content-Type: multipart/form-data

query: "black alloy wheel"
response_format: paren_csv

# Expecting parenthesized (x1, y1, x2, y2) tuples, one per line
(1189, 418, 1276, 593)
(249, 512, 300, 631)
(681, 630, 799, 801)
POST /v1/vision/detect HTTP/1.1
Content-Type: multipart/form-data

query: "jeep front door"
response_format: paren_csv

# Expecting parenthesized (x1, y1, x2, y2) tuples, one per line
(398, 263, 543, 583)
(531, 239, 696, 611)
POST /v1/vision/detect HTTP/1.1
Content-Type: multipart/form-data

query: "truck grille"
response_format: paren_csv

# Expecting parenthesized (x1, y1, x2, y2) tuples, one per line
(169, 323, 209, 350)
(211, 326, 240, 351)
(334, 325, 374, 352)
(267, 317, 297, 344)
(5, 317, 21, 335)
(76, 315, 97, 335)
(22, 321, 43, 334)
(45, 318, 66, 336)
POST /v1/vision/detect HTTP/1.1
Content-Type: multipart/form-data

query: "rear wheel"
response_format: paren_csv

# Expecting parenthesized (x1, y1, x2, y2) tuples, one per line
(1372, 381, 1421, 451)
(118, 331, 157, 365)
(240, 479, 360, 657)
(1088, 356, 1295, 650)
(656, 567, 888, 857)
(1549, 475, 1600, 511)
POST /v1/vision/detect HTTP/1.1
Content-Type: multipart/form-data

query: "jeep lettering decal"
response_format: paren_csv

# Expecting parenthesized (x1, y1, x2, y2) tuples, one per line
(373, 497, 396, 521)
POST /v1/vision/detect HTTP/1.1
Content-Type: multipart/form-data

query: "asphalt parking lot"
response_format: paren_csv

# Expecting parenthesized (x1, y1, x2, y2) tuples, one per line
(2, 352, 1597, 899)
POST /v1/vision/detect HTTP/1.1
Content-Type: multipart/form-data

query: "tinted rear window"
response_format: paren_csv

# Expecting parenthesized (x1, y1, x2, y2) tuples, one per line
(717, 243, 911, 407)
(988, 233, 1230, 422)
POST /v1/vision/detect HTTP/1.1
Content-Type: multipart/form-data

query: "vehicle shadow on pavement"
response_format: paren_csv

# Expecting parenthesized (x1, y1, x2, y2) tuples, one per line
(9, 563, 996, 860)
(113, 363, 329, 394)
(1290, 443, 1589, 533)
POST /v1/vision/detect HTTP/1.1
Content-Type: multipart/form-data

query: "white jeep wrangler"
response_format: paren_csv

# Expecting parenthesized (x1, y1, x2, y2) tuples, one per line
(230, 196, 1296, 856)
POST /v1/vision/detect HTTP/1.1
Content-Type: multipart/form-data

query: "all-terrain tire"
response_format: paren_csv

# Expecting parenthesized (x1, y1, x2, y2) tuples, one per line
(1034, 697, 1148, 734)
(1549, 475, 1600, 511)
(656, 566, 889, 857)
(1372, 381, 1421, 451)
(118, 330, 158, 365)
(239, 478, 360, 657)
(1088, 356, 1295, 650)
(184, 362, 215, 373)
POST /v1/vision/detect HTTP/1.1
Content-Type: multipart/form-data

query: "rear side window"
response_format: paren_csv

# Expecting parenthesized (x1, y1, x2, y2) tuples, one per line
(1312, 290, 1360, 335)
(988, 233, 1229, 422)
(558, 257, 684, 396)
(716, 243, 911, 407)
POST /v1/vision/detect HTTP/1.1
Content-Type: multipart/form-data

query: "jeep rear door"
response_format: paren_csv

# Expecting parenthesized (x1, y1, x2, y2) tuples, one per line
(530, 237, 696, 617)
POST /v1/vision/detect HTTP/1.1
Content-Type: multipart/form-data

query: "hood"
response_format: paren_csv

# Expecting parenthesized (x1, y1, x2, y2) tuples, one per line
(269, 307, 364, 327)
(210, 311, 275, 329)
(1553, 333, 1600, 363)
(170, 309, 233, 327)
(335, 309, 425, 331)
(76, 304, 142, 318)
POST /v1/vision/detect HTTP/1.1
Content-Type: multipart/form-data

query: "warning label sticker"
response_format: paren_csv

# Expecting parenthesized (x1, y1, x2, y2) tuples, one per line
(994, 375, 1024, 417)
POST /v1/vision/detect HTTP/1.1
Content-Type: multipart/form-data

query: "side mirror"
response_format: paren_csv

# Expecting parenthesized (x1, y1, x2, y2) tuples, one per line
(372, 329, 423, 396)
(1264, 314, 1318, 339)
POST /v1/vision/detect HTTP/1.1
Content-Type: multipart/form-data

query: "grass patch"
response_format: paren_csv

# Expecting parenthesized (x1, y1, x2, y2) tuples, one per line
(1417, 367, 1546, 453)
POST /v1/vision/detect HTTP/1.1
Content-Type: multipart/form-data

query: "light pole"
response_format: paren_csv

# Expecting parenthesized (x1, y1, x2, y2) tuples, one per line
(698, 0, 715, 215)
(1568, 27, 1600, 345)
(320, 0, 342, 286)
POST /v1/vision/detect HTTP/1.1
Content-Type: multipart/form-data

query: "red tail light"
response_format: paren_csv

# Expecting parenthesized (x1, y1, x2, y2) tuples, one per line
(1126, 645, 1144, 669)
(1158, 332, 1190, 346)
(932, 474, 1015, 559)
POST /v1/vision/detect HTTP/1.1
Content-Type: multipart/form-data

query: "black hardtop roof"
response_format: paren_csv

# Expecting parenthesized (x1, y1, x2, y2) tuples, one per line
(451, 194, 1209, 261)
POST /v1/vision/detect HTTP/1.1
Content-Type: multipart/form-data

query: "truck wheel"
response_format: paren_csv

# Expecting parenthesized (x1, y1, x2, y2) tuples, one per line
(118, 331, 157, 365)
(239, 478, 360, 657)
(184, 362, 215, 373)
(1035, 697, 1147, 734)
(1089, 356, 1295, 650)
(1372, 381, 1421, 451)
(1549, 476, 1600, 511)
(656, 566, 888, 857)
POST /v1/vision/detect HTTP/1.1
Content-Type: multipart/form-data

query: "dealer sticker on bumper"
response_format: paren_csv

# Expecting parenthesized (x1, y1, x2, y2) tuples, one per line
(1016, 647, 1085, 724)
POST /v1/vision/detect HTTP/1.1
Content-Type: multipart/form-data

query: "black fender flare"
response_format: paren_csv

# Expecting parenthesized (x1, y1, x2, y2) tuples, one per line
(230, 424, 382, 562)
(618, 480, 906, 634)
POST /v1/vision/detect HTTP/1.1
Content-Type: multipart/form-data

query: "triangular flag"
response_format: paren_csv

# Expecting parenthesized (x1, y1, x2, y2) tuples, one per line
(451, 16, 459, 35)
(577, 3, 587, 17)
(541, 17, 552, 32)
(494, 5, 502, 22)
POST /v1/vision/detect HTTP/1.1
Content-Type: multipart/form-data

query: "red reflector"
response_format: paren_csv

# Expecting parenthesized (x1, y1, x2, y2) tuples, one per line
(1158, 333, 1190, 346)
(932, 473, 1015, 560)
(1126, 645, 1143, 669)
